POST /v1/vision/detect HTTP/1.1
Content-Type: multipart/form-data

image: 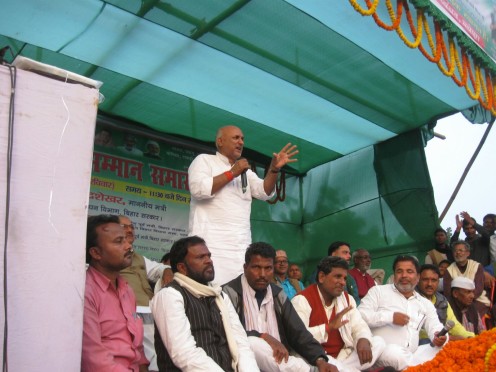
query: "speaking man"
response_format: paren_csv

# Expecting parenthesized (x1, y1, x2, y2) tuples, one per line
(188, 125, 298, 284)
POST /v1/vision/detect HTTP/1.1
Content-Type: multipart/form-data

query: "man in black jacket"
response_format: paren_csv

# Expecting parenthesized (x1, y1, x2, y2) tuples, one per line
(223, 242, 337, 372)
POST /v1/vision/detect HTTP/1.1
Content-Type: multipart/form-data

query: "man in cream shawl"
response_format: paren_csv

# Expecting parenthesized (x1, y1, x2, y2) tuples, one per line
(151, 236, 258, 372)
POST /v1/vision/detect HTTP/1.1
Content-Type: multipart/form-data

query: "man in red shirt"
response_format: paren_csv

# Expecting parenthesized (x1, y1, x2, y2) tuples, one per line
(349, 249, 376, 299)
(82, 214, 149, 372)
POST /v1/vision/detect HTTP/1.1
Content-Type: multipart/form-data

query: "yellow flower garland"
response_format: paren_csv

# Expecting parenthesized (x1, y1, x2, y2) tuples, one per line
(347, 0, 496, 115)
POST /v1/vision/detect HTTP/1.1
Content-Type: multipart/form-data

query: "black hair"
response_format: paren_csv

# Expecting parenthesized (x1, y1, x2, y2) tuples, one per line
(327, 241, 350, 256)
(316, 256, 349, 279)
(434, 228, 447, 235)
(86, 214, 120, 264)
(392, 255, 420, 273)
(169, 236, 206, 273)
(245, 242, 276, 264)
(419, 264, 440, 277)
(160, 252, 171, 264)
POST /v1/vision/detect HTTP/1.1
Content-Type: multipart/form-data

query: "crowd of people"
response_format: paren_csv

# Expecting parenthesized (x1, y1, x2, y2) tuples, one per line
(82, 125, 496, 371)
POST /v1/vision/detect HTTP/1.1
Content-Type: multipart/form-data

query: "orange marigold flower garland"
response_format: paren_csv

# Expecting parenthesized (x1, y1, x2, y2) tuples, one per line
(404, 328, 496, 372)
(347, 0, 496, 114)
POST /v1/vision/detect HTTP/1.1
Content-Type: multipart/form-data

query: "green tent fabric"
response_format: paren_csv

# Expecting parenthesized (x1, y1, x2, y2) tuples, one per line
(1, 0, 492, 272)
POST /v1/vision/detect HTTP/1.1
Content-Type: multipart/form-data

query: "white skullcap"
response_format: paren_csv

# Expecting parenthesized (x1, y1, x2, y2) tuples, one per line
(451, 277, 475, 290)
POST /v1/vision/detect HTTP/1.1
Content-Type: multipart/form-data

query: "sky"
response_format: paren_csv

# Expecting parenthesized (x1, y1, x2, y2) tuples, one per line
(424, 112, 495, 235)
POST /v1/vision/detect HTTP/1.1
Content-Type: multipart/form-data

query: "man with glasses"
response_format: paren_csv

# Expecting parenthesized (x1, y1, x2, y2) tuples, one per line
(358, 255, 447, 370)
(273, 250, 302, 300)
(119, 215, 167, 372)
(349, 249, 376, 299)
(443, 240, 490, 319)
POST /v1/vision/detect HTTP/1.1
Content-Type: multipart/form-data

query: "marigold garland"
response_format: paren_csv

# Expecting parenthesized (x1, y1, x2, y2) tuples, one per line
(348, 0, 496, 116)
(404, 328, 496, 372)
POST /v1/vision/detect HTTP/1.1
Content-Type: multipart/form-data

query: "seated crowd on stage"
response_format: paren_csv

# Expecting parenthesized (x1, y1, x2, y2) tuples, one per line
(81, 211, 496, 372)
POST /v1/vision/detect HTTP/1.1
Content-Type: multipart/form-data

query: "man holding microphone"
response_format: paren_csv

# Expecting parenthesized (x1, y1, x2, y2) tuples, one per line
(188, 125, 298, 285)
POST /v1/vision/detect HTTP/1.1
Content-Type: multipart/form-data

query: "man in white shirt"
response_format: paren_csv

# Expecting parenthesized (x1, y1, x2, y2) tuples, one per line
(188, 125, 298, 285)
(358, 255, 447, 370)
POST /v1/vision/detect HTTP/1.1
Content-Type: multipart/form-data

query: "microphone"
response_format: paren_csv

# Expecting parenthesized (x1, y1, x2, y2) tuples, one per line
(241, 172, 247, 193)
(437, 320, 455, 337)
(431, 320, 454, 346)
(237, 157, 247, 193)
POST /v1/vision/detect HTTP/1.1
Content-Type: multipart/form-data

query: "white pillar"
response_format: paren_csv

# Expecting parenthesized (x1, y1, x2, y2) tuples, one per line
(0, 62, 100, 371)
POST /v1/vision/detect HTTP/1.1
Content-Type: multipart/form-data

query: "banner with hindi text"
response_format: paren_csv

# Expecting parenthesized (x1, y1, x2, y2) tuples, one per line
(431, 0, 496, 62)
(89, 124, 199, 261)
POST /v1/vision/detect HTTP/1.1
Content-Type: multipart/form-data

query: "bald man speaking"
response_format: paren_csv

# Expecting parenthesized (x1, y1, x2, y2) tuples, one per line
(188, 125, 298, 285)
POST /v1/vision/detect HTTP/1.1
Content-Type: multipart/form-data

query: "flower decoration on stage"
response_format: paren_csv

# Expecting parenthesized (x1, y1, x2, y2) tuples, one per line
(404, 328, 496, 372)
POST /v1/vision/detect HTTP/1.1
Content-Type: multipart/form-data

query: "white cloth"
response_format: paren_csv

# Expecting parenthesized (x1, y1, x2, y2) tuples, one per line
(188, 152, 273, 285)
(248, 336, 311, 372)
(143, 256, 166, 282)
(140, 256, 166, 371)
(358, 284, 445, 369)
(241, 275, 280, 341)
(291, 288, 385, 371)
(151, 276, 259, 372)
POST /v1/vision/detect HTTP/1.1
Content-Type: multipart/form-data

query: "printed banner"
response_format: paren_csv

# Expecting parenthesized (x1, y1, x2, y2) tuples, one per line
(430, 0, 496, 62)
(89, 125, 198, 260)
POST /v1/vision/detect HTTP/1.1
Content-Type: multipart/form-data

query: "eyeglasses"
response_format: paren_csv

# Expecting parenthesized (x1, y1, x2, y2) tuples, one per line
(275, 260, 288, 265)
(120, 223, 135, 230)
(356, 255, 371, 260)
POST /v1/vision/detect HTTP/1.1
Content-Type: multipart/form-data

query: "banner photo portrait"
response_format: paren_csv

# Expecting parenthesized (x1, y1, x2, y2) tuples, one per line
(89, 124, 198, 261)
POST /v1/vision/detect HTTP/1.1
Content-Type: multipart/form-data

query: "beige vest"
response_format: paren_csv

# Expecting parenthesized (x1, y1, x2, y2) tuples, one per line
(447, 259, 490, 307)
(120, 253, 154, 306)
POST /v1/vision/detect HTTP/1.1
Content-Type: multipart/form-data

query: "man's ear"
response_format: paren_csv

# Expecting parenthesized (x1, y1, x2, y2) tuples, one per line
(216, 137, 223, 149)
(89, 246, 102, 261)
(317, 271, 325, 284)
(176, 262, 188, 275)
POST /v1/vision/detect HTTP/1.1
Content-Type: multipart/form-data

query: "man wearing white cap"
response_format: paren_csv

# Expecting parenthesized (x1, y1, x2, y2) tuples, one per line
(448, 277, 486, 335)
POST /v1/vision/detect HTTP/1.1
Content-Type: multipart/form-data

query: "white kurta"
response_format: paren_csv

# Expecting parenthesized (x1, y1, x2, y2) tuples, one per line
(358, 284, 445, 370)
(151, 285, 259, 372)
(188, 152, 273, 285)
(292, 287, 385, 372)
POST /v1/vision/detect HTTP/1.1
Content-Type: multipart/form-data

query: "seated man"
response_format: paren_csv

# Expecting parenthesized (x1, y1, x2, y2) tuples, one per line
(273, 249, 303, 299)
(437, 260, 450, 292)
(309, 241, 360, 305)
(358, 255, 447, 370)
(416, 264, 474, 343)
(448, 277, 486, 335)
(151, 236, 258, 371)
(82, 214, 149, 372)
(119, 215, 167, 371)
(223, 242, 336, 372)
(349, 249, 376, 299)
(443, 240, 490, 318)
(425, 228, 453, 265)
(292, 256, 385, 372)
(288, 263, 306, 289)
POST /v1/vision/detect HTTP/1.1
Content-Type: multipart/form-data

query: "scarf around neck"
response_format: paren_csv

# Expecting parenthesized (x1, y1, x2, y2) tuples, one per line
(174, 272, 240, 371)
